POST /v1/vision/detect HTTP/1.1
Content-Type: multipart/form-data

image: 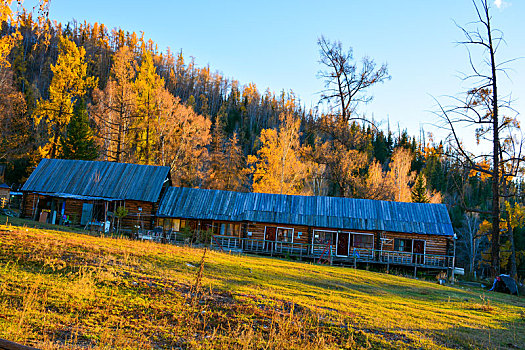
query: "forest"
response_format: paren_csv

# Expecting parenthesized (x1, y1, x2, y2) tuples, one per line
(0, 1, 523, 279)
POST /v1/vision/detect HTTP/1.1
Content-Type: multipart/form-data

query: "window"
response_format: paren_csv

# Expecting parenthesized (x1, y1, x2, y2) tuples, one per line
(276, 227, 294, 242)
(312, 230, 334, 245)
(163, 218, 172, 231)
(163, 219, 183, 232)
(218, 223, 241, 237)
(352, 234, 374, 249)
(172, 219, 181, 231)
(211, 223, 220, 235)
(233, 224, 241, 236)
(394, 238, 412, 252)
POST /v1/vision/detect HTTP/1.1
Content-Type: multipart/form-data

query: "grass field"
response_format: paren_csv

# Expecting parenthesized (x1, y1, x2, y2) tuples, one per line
(0, 217, 524, 349)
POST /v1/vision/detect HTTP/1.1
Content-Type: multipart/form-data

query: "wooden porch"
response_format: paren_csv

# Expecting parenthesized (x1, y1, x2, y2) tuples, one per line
(210, 235, 454, 270)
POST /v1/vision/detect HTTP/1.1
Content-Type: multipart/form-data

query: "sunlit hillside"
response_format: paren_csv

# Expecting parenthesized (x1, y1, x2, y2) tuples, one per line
(0, 219, 524, 349)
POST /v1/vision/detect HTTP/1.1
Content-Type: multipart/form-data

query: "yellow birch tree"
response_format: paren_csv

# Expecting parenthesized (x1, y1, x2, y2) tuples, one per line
(248, 112, 309, 195)
(386, 147, 415, 202)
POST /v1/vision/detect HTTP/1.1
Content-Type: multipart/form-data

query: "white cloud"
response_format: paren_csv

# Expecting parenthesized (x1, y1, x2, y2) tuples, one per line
(494, 0, 510, 9)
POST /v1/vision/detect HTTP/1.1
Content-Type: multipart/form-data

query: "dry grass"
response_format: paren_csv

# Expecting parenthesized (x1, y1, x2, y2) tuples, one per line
(0, 218, 524, 349)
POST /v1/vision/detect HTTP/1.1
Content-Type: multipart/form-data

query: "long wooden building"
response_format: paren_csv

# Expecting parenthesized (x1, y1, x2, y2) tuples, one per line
(157, 187, 455, 270)
(19, 159, 456, 270)
(21, 159, 171, 231)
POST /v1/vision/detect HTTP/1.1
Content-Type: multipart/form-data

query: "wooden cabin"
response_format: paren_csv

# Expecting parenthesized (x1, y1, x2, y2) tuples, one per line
(157, 187, 455, 270)
(0, 183, 10, 207)
(21, 159, 171, 232)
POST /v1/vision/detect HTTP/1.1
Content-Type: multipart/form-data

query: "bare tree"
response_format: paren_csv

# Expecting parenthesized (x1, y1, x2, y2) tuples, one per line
(437, 0, 524, 277)
(459, 213, 481, 276)
(317, 36, 390, 124)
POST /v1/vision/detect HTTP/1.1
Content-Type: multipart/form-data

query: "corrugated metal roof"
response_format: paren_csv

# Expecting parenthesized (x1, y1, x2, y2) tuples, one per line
(157, 187, 454, 236)
(22, 159, 170, 202)
(35, 192, 121, 201)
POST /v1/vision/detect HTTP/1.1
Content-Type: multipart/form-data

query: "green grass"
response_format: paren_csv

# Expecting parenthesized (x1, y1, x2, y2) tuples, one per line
(0, 217, 524, 349)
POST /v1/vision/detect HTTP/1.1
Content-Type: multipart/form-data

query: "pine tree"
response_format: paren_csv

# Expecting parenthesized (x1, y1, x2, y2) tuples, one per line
(61, 100, 98, 160)
(207, 110, 246, 191)
(411, 173, 429, 203)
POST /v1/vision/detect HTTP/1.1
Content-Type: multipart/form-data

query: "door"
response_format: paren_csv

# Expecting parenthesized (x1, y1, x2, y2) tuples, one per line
(265, 226, 276, 251)
(336, 232, 349, 256)
(81, 203, 93, 226)
(413, 240, 425, 264)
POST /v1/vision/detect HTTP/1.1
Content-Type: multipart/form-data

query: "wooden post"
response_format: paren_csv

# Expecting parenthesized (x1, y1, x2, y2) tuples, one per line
(330, 244, 333, 265)
(103, 201, 108, 235)
(379, 232, 384, 264)
(414, 265, 417, 278)
(451, 234, 457, 284)
(32, 195, 40, 221)
(110, 201, 115, 233)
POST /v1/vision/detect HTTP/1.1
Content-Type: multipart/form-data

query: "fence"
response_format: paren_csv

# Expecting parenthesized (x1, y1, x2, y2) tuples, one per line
(210, 235, 453, 268)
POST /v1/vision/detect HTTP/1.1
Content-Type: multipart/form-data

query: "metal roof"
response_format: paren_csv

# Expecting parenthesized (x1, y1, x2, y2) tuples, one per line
(157, 187, 454, 236)
(22, 159, 170, 202)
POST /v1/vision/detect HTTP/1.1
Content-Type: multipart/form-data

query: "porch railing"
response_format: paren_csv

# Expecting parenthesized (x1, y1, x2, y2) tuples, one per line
(138, 229, 188, 243)
(210, 235, 453, 268)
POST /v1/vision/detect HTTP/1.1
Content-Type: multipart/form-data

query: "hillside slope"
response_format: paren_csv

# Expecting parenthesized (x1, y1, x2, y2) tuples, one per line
(0, 221, 524, 349)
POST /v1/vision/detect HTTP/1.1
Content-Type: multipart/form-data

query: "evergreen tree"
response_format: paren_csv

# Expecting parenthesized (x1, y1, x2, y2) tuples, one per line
(411, 173, 429, 203)
(372, 130, 392, 164)
(61, 100, 98, 160)
(207, 110, 246, 191)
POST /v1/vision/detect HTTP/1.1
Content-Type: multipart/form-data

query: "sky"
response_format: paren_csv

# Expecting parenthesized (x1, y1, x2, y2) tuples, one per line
(25, 0, 525, 144)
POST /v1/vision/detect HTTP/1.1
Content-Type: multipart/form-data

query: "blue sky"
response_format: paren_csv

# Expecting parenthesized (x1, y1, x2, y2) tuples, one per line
(29, 0, 525, 143)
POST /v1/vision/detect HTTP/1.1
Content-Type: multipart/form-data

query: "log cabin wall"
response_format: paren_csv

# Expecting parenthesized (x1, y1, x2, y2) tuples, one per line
(380, 231, 449, 255)
(22, 192, 156, 230)
(63, 199, 84, 224)
(169, 218, 448, 254)
(221, 221, 448, 255)
(21, 192, 39, 219)
(245, 222, 311, 244)
(22, 193, 83, 223)
(120, 200, 155, 230)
